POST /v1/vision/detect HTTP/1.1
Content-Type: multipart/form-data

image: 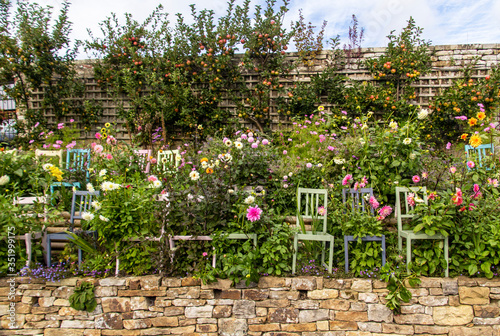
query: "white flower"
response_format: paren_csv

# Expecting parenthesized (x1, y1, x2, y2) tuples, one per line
(361, 124, 368, 130)
(201, 161, 208, 168)
(288, 172, 293, 177)
(0, 175, 9, 185)
(110, 182, 120, 190)
(389, 121, 398, 129)
(161, 157, 168, 164)
(228, 189, 235, 194)
(42, 163, 54, 171)
(189, 171, 200, 181)
(197, 195, 205, 202)
(234, 141, 243, 149)
(248, 132, 254, 137)
(91, 201, 101, 210)
(101, 181, 120, 191)
(224, 153, 232, 162)
(82, 212, 94, 221)
(359, 138, 366, 145)
(317, 163, 323, 168)
(214, 159, 220, 167)
(417, 108, 429, 120)
(152, 180, 162, 188)
(334, 158, 345, 165)
(187, 194, 194, 200)
(367, 111, 374, 117)
(72, 186, 77, 193)
(86, 183, 95, 192)
(99, 169, 107, 177)
(224, 139, 232, 147)
(409, 153, 416, 160)
(403, 138, 412, 145)
(99, 215, 109, 222)
(283, 183, 289, 188)
(244, 196, 255, 204)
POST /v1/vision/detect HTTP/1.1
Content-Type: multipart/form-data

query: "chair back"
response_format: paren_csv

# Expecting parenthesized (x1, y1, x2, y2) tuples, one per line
(158, 150, 181, 172)
(66, 149, 91, 177)
(296, 187, 328, 234)
(13, 196, 48, 222)
(35, 149, 63, 167)
(69, 190, 100, 231)
(133, 149, 152, 174)
(342, 187, 374, 215)
(395, 186, 428, 233)
(465, 144, 494, 169)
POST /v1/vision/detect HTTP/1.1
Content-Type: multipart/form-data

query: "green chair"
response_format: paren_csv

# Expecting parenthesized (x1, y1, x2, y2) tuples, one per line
(292, 187, 334, 274)
(395, 186, 449, 277)
(465, 144, 494, 170)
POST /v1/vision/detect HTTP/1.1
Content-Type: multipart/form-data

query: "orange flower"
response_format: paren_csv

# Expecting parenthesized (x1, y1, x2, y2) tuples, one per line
(477, 111, 486, 120)
(460, 133, 468, 140)
(206, 168, 214, 174)
(200, 157, 208, 163)
(469, 134, 482, 148)
(468, 117, 478, 126)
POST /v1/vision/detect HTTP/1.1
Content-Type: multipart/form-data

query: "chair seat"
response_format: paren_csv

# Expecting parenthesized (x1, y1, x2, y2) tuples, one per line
(295, 232, 334, 241)
(399, 229, 446, 240)
(344, 235, 384, 242)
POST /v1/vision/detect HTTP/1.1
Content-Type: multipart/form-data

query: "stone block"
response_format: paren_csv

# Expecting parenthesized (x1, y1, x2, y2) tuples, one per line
(414, 325, 449, 334)
(123, 319, 151, 330)
(268, 307, 299, 323)
(350, 302, 367, 311)
(319, 299, 350, 310)
(450, 326, 495, 336)
(281, 323, 317, 332)
(52, 286, 74, 299)
(23, 320, 60, 328)
(150, 316, 179, 327)
(401, 304, 424, 314)
(99, 278, 126, 287)
(95, 287, 117, 298)
(201, 279, 233, 290)
(60, 320, 96, 328)
(291, 277, 316, 290)
(329, 321, 358, 330)
(323, 278, 352, 289)
(292, 299, 319, 309)
(249, 323, 281, 332)
(307, 289, 339, 299)
(172, 299, 206, 306)
(351, 280, 372, 292)
(218, 318, 248, 336)
(131, 297, 149, 310)
(117, 290, 167, 297)
(382, 323, 415, 334)
(197, 323, 218, 333)
(358, 293, 378, 303)
(44, 329, 85, 336)
(473, 317, 500, 325)
(460, 287, 490, 305)
(58, 306, 89, 316)
(213, 305, 232, 318)
(95, 312, 123, 329)
(419, 295, 448, 306)
(168, 325, 196, 334)
(243, 289, 269, 301)
(38, 297, 56, 307)
(23, 289, 52, 297)
(434, 305, 474, 325)
(474, 305, 500, 318)
(162, 278, 182, 287)
(357, 322, 382, 332)
(138, 276, 161, 290)
(233, 300, 256, 318)
(185, 306, 214, 318)
(394, 313, 434, 325)
(258, 277, 287, 289)
(220, 290, 241, 300)
(367, 304, 393, 323)
(268, 291, 299, 300)
(299, 309, 329, 323)
(101, 297, 131, 313)
(164, 306, 185, 316)
(255, 299, 290, 308)
(335, 311, 368, 322)
(181, 277, 202, 286)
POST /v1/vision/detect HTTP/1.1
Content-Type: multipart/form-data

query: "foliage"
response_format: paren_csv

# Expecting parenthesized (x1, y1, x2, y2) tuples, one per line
(380, 261, 421, 313)
(69, 281, 97, 312)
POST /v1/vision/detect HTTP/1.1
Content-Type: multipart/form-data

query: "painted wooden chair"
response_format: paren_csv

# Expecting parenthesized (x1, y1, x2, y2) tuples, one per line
(133, 149, 152, 174)
(46, 190, 100, 267)
(465, 144, 494, 170)
(35, 149, 63, 167)
(66, 148, 91, 180)
(157, 149, 181, 173)
(13, 196, 48, 267)
(292, 187, 334, 274)
(342, 187, 386, 273)
(395, 186, 449, 277)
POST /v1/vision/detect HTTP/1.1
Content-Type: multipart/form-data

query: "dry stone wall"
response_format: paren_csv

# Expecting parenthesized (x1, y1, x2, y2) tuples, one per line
(1, 276, 500, 335)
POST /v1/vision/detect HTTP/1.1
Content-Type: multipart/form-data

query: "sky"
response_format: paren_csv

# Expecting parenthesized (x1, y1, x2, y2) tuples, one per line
(21, 0, 500, 58)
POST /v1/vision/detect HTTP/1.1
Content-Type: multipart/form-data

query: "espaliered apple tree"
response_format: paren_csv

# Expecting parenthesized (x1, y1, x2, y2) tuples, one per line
(0, 0, 85, 145)
(238, 0, 295, 132)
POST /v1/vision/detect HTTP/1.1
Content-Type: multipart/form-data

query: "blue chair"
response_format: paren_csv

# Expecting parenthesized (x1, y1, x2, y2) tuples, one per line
(465, 144, 494, 170)
(66, 148, 91, 179)
(46, 190, 100, 267)
(342, 188, 386, 273)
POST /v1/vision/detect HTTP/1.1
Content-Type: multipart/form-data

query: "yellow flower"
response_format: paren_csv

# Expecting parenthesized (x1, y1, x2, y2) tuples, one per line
(318, 106, 324, 111)
(477, 112, 486, 120)
(206, 168, 214, 174)
(200, 157, 208, 163)
(469, 134, 482, 148)
(468, 117, 478, 126)
(101, 133, 107, 139)
(105, 122, 111, 128)
(100, 128, 106, 133)
(460, 133, 468, 140)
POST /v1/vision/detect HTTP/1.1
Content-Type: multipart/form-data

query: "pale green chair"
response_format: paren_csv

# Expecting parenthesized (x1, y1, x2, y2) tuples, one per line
(395, 186, 449, 277)
(292, 187, 334, 274)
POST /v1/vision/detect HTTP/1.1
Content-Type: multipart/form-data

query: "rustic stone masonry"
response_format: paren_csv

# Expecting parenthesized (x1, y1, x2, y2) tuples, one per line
(0, 276, 499, 336)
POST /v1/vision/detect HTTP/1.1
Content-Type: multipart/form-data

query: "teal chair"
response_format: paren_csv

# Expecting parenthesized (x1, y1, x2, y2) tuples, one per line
(465, 144, 494, 170)
(292, 188, 334, 274)
(66, 148, 91, 180)
(395, 186, 449, 277)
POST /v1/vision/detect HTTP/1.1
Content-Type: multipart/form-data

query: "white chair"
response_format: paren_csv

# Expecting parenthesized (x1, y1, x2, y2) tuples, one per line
(157, 150, 181, 173)
(35, 149, 63, 167)
(13, 196, 48, 267)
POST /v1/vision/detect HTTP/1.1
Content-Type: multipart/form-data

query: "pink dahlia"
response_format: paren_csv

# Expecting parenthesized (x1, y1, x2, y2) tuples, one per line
(342, 174, 352, 186)
(369, 196, 380, 209)
(246, 206, 263, 222)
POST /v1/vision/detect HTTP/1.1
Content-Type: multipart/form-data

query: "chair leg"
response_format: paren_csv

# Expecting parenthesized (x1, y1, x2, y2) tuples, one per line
(381, 235, 386, 267)
(78, 248, 83, 270)
(444, 237, 449, 278)
(168, 236, 175, 265)
(406, 237, 412, 275)
(46, 236, 52, 267)
(292, 235, 298, 274)
(328, 237, 334, 274)
(321, 241, 326, 266)
(25, 233, 32, 267)
(344, 236, 349, 274)
(398, 235, 402, 253)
